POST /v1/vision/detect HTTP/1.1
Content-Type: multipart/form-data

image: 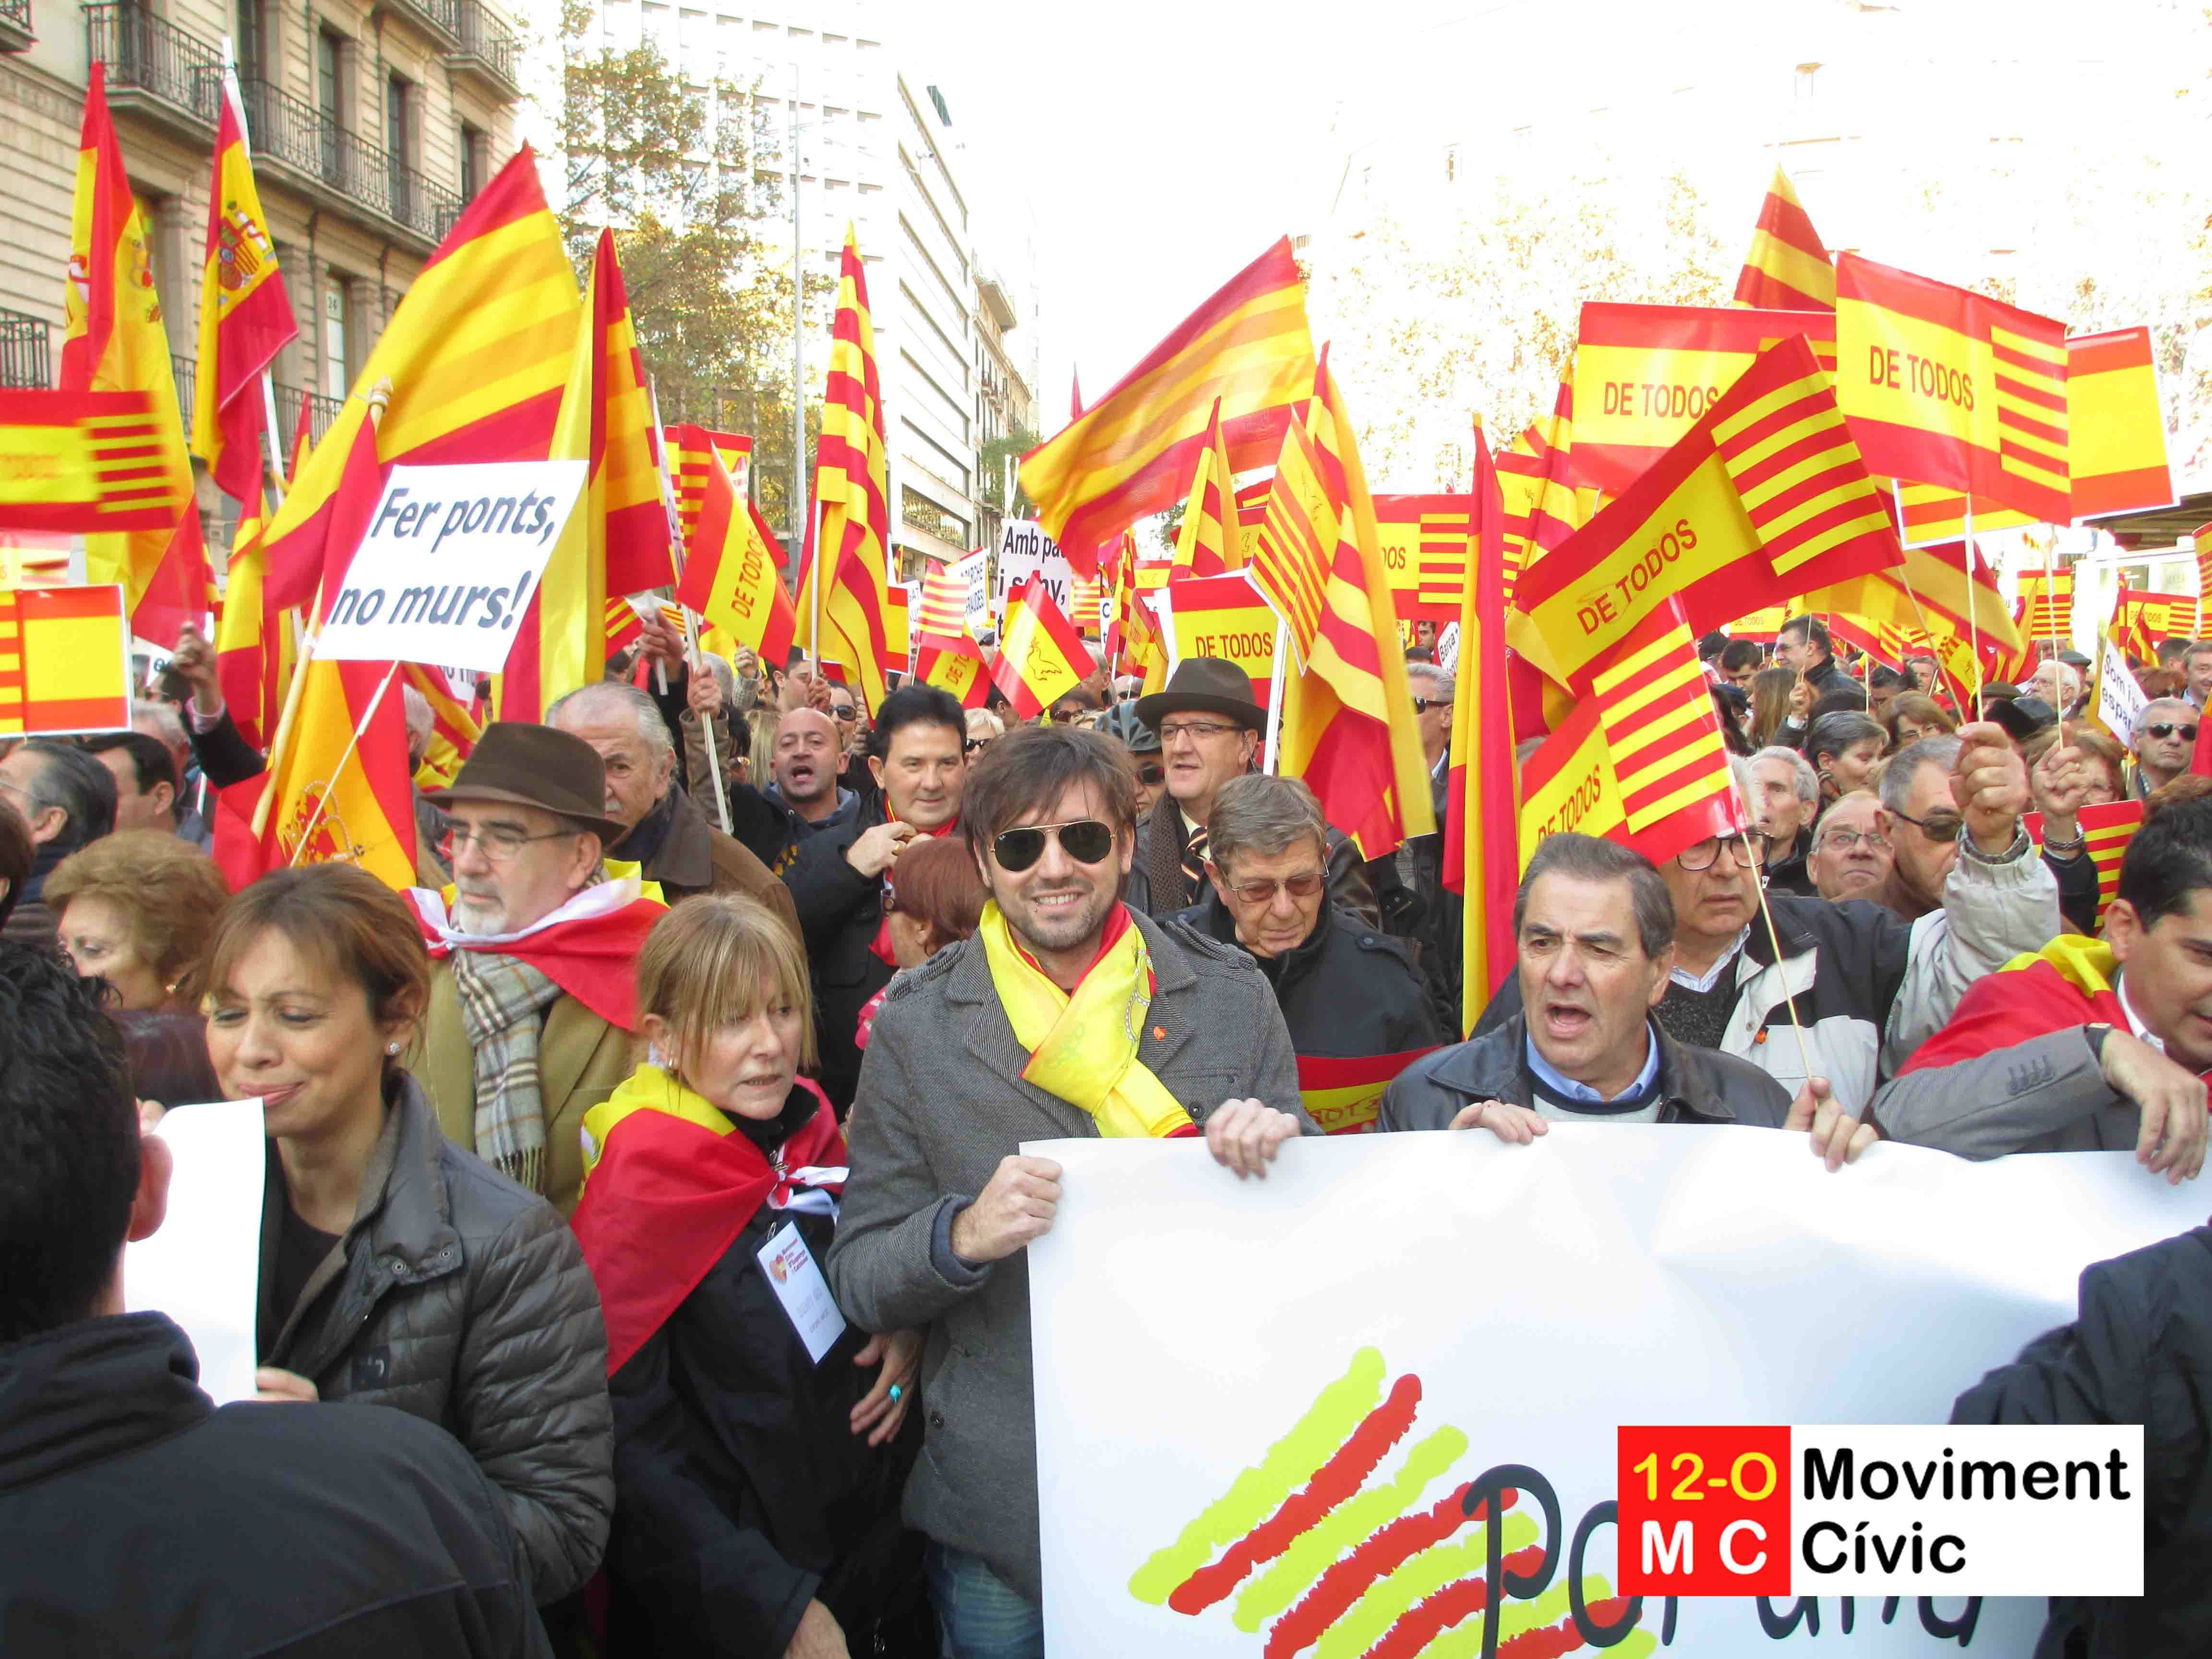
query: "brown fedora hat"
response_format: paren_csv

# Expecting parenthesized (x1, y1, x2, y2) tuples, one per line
(423, 721, 629, 846)
(1133, 656, 1265, 733)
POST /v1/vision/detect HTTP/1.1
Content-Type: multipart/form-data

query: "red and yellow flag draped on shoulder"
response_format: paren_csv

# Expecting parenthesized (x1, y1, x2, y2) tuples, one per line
(793, 227, 897, 711)
(1019, 239, 1315, 576)
(1277, 353, 1436, 862)
(62, 65, 206, 642)
(260, 148, 579, 614)
(192, 70, 296, 508)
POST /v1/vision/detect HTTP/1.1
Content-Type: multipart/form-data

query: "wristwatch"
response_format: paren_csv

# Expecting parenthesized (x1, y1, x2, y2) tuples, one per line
(2084, 1022, 2112, 1063)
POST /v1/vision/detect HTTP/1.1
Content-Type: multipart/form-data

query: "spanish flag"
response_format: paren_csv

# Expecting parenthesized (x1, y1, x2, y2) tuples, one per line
(990, 574, 1090, 720)
(0, 390, 187, 533)
(1020, 239, 1314, 575)
(1731, 166, 1836, 312)
(261, 147, 579, 613)
(60, 65, 205, 643)
(2068, 327, 2174, 519)
(793, 227, 897, 712)
(0, 584, 132, 736)
(1170, 399, 1242, 578)
(404, 662, 482, 791)
(674, 445, 797, 668)
(1297, 1048, 1443, 1136)
(192, 71, 296, 508)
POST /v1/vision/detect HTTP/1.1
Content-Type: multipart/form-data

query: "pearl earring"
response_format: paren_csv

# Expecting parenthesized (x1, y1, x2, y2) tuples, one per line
(385, 1041, 400, 1056)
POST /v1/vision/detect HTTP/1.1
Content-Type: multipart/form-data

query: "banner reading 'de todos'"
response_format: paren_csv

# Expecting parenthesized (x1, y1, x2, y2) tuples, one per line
(1029, 1128, 2204, 1658)
(317, 461, 587, 674)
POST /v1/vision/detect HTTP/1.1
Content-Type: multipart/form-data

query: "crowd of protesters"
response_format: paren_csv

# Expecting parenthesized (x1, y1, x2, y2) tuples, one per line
(0, 607, 2208, 1659)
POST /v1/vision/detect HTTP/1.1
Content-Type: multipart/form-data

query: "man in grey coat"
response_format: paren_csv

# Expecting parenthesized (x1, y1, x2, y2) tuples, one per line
(825, 724, 1315, 1658)
(1382, 834, 1875, 1169)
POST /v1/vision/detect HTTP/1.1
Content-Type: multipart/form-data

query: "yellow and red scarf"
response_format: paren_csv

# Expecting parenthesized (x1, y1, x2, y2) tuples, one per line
(978, 900, 1196, 1139)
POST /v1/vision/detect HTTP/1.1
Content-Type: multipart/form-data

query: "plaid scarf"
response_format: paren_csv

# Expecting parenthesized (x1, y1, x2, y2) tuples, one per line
(451, 948, 566, 1192)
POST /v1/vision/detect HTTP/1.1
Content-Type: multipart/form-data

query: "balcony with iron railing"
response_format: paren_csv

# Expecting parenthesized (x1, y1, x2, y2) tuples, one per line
(171, 352, 194, 439)
(0, 0, 33, 52)
(273, 382, 345, 457)
(0, 307, 49, 389)
(84, 3, 220, 135)
(234, 75, 465, 250)
(385, 0, 460, 49)
(449, 0, 518, 97)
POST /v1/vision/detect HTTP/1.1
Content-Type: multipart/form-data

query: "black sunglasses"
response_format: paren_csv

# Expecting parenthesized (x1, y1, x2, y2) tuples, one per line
(2145, 722, 2200, 742)
(1136, 762, 1166, 786)
(1412, 697, 1447, 714)
(992, 818, 1116, 872)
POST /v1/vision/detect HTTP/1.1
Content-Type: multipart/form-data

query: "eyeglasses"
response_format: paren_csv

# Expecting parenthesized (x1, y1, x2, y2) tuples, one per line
(1136, 763, 1166, 786)
(991, 818, 1116, 872)
(2145, 722, 2200, 742)
(830, 704, 858, 722)
(1157, 719, 1240, 745)
(1220, 871, 1325, 905)
(1678, 832, 1770, 872)
(1411, 697, 1446, 714)
(1889, 806, 1965, 842)
(439, 824, 577, 863)
(1816, 828, 1892, 854)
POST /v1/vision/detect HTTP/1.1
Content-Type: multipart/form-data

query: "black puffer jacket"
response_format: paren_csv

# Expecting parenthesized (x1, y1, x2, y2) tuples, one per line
(783, 803, 910, 1113)
(1952, 1226, 2212, 1659)
(259, 1070, 613, 1602)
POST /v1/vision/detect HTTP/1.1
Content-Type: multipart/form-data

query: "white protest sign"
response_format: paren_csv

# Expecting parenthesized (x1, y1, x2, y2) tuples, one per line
(996, 519, 1074, 616)
(951, 548, 991, 636)
(2093, 636, 2148, 748)
(316, 460, 587, 674)
(1028, 1128, 2205, 1657)
(125, 1099, 266, 1405)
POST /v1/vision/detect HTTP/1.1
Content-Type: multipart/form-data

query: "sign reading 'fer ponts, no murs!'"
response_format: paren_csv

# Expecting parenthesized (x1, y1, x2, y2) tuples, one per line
(317, 461, 588, 674)
(1619, 1424, 2142, 1599)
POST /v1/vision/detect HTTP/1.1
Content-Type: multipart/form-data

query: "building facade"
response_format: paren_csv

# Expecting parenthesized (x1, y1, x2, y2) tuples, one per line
(972, 262, 1034, 557)
(0, 0, 523, 528)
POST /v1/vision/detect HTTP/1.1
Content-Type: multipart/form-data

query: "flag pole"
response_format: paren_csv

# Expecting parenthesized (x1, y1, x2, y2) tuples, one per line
(1261, 617, 1287, 773)
(2041, 529, 2064, 678)
(1742, 829, 1817, 1086)
(1894, 563, 1973, 721)
(285, 659, 400, 864)
(1962, 501, 1981, 710)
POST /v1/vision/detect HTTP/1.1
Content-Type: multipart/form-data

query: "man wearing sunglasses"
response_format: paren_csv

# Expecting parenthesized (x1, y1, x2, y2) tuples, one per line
(2131, 698, 2200, 799)
(1872, 797, 2212, 1181)
(828, 724, 1312, 1659)
(1178, 774, 1443, 1134)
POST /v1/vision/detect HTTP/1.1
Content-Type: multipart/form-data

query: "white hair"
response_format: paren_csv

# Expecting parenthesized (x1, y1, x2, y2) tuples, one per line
(130, 697, 187, 753)
(402, 684, 434, 745)
(1750, 745, 1819, 808)
(1406, 661, 1455, 702)
(546, 679, 674, 758)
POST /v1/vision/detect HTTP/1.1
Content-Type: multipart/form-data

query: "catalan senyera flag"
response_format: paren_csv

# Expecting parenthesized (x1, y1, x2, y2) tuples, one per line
(1572, 302, 1838, 495)
(990, 574, 1089, 720)
(794, 227, 896, 711)
(192, 71, 296, 508)
(2027, 801, 2142, 925)
(1370, 495, 1471, 624)
(1019, 239, 1315, 575)
(1496, 376, 1586, 595)
(1515, 334, 1900, 693)
(1731, 166, 1836, 312)
(1590, 595, 1748, 865)
(1070, 573, 1106, 638)
(1278, 355, 1436, 861)
(1443, 422, 1519, 1031)
(61, 65, 206, 643)
(1517, 698, 1627, 866)
(2195, 522, 2212, 618)
(1234, 475, 1272, 541)
(1800, 533, 2023, 677)
(914, 560, 971, 646)
(673, 445, 797, 668)
(215, 414, 415, 891)
(2015, 566, 2075, 649)
(0, 584, 132, 735)
(585, 229, 676, 598)
(1169, 399, 1242, 578)
(403, 662, 481, 791)
(2067, 327, 2175, 520)
(0, 390, 191, 532)
(1834, 254, 2069, 524)
(2108, 588, 2199, 664)
(1888, 482, 2033, 550)
(262, 147, 580, 613)
(1248, 417, 1334, 668)
(604, 592, 645, 657)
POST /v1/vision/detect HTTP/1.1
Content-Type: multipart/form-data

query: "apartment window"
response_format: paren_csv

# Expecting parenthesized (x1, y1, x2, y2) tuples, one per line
(317, 30, 348, 184)
(387, 74, 413, 166)
(236, 0, 263, 81)
(323, 283, 349, 402)
(458, 120, 487, 200)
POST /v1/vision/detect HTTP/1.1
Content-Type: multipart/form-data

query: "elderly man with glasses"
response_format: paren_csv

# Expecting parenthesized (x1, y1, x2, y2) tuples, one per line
(2132, 698, 2200, 799)
(1471, 723, 2057, 1118)
(1806, 791, 1894, 905)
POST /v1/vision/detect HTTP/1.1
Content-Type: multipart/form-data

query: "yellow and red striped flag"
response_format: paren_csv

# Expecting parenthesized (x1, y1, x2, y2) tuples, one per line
(403, 662, 481, 791)
(61, 64, 206, 643)
(1019, 239, 1315, 575)
(261, 147, 580, 613)
(990, 574, 1089, 720)
(0, 584, 132, 735)
(2015, 566, 2074, 649)
(793, 227, 897, 711)
(2108, 588, 2199, 665)
(1515, 334, 1900, 693)
(674, 445, 798, 668)
(1516, 699, 1628, 866)
(2027, 800, 2141, 926)
(1280, 352, 1436, 862)
(604, 593, 645, 657)
(1888, 482, 2033, 550)
(1496, 376, 1586, 594)
(1295, 1048, 1444, 1137)
(585, 229, 676, 599)
(1444, 422, 1519, 1032)
(914, 560, 971, 645)
(1732, 166, 1836, 312)
(1800, 534, 2023, 676)
(918, 639, 989, 708)
(1169, 399, 1242, 578)
(212, 491, 298, 749)
(1233, 475, 1271, 541)
(1835, 254, 2069, 525)
(1590, 594, 1748, 864)
(192, 70, 296, 508)
(1069, 573, 1106, 638)
(1247, 416, 1334, 668)
(664, 426, 760, 559)
(0, 390, 190, 532)
(2068, 327, 2174, 520)
(1370, 495, 1470, 625)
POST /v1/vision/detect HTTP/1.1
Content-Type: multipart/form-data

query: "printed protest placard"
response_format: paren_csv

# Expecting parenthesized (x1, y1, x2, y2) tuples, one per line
(316, 460, 587, 673)
(996, 519, 1075, 616)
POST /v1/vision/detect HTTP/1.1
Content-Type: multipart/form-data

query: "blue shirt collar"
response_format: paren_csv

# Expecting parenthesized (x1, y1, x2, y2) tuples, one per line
(1525, 1022, 1662, 1105)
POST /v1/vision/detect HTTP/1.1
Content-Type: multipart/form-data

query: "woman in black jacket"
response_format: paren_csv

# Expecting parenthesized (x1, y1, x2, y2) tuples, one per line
(199, 864, 613, 1605)
(573, 894, 925, 1658)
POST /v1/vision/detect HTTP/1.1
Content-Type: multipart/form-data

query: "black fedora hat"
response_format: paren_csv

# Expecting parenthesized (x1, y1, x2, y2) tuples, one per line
(423, 721, 629, 846)
(1134, 657, 1265, 733)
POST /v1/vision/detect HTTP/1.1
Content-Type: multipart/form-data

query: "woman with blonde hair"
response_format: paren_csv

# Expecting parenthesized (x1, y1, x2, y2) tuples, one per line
(574, 893, 926, 1658)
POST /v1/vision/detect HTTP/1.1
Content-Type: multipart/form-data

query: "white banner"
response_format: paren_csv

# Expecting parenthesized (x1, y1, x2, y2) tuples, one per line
(317, 461, 587, 673)
(2094, 635, 2149, 748)
(126, 1099, 265, 1406)
(997, 519, 1074, 617)
(1028, 1128, 2203, 1657)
